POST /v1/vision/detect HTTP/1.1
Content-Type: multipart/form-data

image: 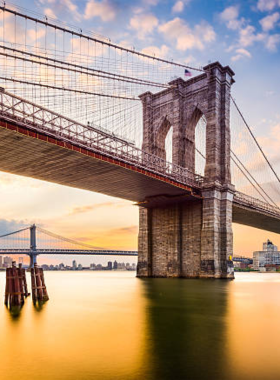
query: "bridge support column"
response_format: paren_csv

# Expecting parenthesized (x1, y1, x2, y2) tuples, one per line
(29, 253, 38, 268)
(137, 192, 234, 279)
(200, 187, 234, 278)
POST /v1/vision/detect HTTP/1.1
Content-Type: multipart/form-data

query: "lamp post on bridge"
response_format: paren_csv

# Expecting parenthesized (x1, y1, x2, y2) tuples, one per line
(29, 224, 38, 268)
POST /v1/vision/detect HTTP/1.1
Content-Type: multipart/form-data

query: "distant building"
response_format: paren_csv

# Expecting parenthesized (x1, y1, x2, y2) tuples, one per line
(3, 256, 13, 268)
(78, 264, 83, 270)
(0, 256, 2, 267)
(107, 261, 112, 270)
(113, 260, 118, 270)
(72, 260, 77, 269)
(117, 262, 125, 270)
(253, 240, 280, 270)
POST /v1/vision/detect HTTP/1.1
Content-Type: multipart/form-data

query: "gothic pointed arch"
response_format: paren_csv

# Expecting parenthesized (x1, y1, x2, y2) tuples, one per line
(184, 105, 207, 175)
(153, 115, 172, 161)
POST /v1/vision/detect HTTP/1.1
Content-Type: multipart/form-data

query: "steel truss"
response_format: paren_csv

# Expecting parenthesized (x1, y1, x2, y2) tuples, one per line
(0, 88, 203, 189)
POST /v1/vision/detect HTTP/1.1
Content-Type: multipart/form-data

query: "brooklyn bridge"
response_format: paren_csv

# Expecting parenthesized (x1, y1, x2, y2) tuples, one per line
(0, 5, 279, 279)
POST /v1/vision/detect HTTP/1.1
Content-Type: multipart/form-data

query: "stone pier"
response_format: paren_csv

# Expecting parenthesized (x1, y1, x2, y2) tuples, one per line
(137, 62, 235, 279)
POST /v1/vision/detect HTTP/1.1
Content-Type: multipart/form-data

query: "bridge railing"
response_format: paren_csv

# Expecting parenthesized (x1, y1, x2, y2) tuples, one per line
(234, 191, 280, 218)
(0, 89, 203, 189)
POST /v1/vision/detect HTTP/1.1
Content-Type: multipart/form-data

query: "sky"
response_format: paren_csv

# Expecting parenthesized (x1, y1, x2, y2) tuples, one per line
(0, 0, 280, 264)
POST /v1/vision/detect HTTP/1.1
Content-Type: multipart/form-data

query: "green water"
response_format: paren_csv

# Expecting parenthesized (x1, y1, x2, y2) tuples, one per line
(0, 271, 280, 380)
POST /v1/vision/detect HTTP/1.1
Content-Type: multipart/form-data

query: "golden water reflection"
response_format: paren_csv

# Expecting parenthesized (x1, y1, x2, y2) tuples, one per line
(227, 273, 280, 380)
(0, 271, 280, 379)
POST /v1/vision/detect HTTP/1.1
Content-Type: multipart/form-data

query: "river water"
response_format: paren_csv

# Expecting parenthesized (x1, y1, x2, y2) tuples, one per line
(0, 271, 280, 380)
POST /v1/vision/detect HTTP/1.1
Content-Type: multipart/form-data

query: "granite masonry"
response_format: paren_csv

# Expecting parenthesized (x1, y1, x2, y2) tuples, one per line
(137, 62, 235, 279)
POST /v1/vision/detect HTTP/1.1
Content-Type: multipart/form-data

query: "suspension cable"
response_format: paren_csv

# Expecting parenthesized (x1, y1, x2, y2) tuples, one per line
(0, 5, 204, 72)
(0, 76, 140, 101)
(0, 226, 29, 238)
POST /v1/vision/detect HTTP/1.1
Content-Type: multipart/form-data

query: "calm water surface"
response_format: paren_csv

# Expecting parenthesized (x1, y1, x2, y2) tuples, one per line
(0, 271, 280, 380)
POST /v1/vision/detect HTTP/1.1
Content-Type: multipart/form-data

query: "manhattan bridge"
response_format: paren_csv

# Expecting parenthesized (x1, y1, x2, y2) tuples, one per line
(0, 3, 279, 278)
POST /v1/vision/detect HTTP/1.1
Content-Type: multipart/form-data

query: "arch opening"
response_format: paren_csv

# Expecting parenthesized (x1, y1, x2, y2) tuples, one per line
(195, 115, 206, 177)
(154, 117, 172, 164)
(165, 126, 173, 164)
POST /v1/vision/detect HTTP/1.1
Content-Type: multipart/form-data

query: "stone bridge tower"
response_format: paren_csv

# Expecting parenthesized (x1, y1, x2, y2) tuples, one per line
(137, 62, 235, 279)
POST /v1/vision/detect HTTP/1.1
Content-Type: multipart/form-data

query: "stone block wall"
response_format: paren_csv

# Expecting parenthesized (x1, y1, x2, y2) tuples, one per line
(137, 191, 234, 279)
(137, 61, 235, 279)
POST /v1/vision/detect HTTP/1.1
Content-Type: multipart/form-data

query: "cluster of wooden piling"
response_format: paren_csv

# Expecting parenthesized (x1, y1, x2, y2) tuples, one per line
(31, 263, 49, 303)
(4, 262, 49, 308)
(4, 262, 29, 308)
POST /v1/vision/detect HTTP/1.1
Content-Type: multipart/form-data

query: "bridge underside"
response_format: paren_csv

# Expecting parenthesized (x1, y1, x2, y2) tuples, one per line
(0, 120, 198, 203)
(233, 204, 280, 234)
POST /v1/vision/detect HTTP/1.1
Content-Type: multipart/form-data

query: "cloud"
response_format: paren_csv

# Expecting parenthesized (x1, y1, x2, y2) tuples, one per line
(257, 0, 280, 12)
(70, 202, 126, 215)
(39, 0, 81, 20)
(257, 123, 280, 157)
(0, 219, 28, 235)
(158, 18, 215, 51)
(260, 12, 280, 31)
(231, 47, 252, 61)
(27, 28, 46, 41)
(44, 8, 57, 19)
(108, 226, 138, 235)
(84, 0, 117, 22)
(129, 13, 159, 40)
(172, 1, 184, 13)
(143, 0, 159, 6)
(141, 44, 169, 58)
(239, 25, 265, 47)
(266, 33, 280, 50)
(219, 5, 243, 30)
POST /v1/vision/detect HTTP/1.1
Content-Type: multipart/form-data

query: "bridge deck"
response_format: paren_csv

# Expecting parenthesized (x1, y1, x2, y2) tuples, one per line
(233, 203, 280, 234)
(0, 249, 138, 256)
(0, 120, 199, 202)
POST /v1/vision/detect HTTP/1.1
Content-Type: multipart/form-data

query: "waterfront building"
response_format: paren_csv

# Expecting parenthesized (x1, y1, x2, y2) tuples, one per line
(72, 260, 77, 269)
(107, 261, 112, 270)
(253, 240, 280, 270)
(113, 260, 118, 270)
(0, 255, 2, 267)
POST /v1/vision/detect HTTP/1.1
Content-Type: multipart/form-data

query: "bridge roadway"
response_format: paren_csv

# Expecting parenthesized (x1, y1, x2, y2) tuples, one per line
(0, 249, 138, 256)
(0, 89, 280, 234)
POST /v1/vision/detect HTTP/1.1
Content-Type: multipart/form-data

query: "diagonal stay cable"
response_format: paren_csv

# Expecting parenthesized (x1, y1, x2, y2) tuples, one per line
(231, 96, 280, 184)
(230, 150, 279, 208)
(195, 146, 277, 206)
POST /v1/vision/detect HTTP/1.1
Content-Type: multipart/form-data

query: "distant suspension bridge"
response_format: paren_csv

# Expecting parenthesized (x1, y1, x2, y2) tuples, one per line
(0, 224, 138, 267)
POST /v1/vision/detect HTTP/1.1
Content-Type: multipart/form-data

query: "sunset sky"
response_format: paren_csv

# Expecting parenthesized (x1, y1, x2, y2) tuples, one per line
(0, 0, 280, 264)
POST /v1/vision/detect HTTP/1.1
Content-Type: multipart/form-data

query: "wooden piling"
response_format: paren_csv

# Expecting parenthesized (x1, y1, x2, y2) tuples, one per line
(18, 263, 29, 298)
(4, 262, 25, 308)
(31, 263, 49, 303)
(39, 268, 49, 301)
